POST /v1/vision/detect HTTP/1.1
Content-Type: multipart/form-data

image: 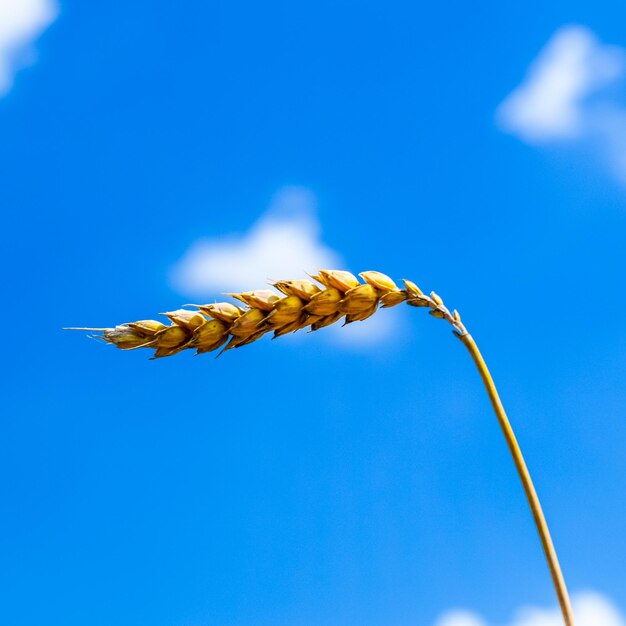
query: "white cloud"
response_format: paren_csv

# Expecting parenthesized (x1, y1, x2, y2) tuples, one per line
(169, 187, 399, 349)
(497, 25, 626, 186)
(170, 187, 342, 295)
(497, 26, 625, 142)
(434, 591, 625, 626)
(0, 0, 57, 96)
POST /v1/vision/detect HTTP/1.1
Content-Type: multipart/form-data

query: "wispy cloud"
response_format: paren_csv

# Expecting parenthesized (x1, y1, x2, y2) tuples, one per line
(0, 0, 57, 96)
(434, 591, 625, 626)
(497, 25, 626, 185)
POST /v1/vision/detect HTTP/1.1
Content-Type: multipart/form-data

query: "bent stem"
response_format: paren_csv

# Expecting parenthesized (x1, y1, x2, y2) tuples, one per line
(458, 332, 576, 626)
(414, 290, 575, 625)
(69, 267, 575, 623)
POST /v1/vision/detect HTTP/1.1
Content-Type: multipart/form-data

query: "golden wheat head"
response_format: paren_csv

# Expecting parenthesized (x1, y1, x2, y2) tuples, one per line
(66, 269, 467, 358)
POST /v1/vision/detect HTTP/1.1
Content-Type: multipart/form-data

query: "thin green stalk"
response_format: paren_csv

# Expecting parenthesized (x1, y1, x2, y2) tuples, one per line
(458, 332, 575, 626)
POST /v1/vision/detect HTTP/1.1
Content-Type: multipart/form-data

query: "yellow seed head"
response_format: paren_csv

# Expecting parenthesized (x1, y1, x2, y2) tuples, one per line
(379, 291, 407, 308)
(272, 318, 305, 338)
(196, 302, 243, 323)
(103, 326, 156, 350)
(155, 325, 190, 348)
(430, 291, 444, 306)
(264, 295, 305, 327)
(193, 319, 228, 354)
(316, 269, 360, 292)
(126, 320, 168, 335)
(221, 328, 266, 353)
(304, 287, 342, 316)
(310, 311, 343, 331)
(403, 279, 430, 307)
(339, 284, 378, 315)
(345, 304, 378, 323)
(229, 308, 267, 338)
(273, 279, 321, 300)
(403, 279, 423, 296)
(163, 309, 207, 331)
(72, 268, 465, 359)
(228, 290, 280, 311)
(235, 329, 267, 347)
(359, 270, 398, 292)
(153, 347, 182, 359)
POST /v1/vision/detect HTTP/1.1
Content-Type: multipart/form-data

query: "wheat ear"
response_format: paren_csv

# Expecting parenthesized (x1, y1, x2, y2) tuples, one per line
(66, 268, 576, 626)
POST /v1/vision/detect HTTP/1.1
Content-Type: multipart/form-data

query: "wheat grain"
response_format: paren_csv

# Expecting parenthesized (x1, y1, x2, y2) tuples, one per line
(66, 269, 467, 359)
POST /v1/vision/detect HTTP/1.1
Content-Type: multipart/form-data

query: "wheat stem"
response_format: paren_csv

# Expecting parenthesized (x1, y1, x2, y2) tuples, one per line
(458, 333, 576, 626)
(69, 268, 575, 623)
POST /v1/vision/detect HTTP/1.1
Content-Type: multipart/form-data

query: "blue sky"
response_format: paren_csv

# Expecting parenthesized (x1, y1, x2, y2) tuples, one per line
(1, 1, 626, 625)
